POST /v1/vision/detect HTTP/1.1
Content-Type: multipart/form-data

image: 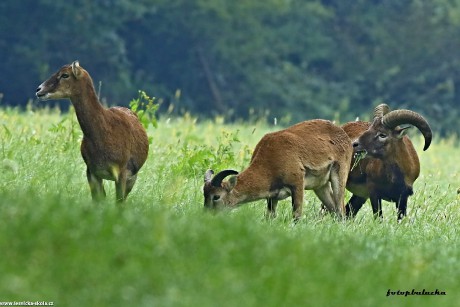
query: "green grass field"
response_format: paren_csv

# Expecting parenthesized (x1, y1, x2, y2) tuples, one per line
(0, 107, 459, 306)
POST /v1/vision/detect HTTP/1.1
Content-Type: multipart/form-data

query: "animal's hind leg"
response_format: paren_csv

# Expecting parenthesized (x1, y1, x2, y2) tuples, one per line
(329, 163, 346, 218)
(290, 184, 304, 221)
(115, 169, 128, 202)
(314, 185, 336, 215)
(87, 168, 106, 201)
(125, 174, 138, 199)
(124, 158, 140, 200)
(265, 198, 278, 219)
(318, 183, 331, 215)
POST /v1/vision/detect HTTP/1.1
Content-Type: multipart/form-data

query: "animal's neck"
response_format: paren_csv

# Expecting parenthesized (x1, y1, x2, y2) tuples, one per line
(227, 171, 269, 206)
(70, 79, 106, 139)
(380, 150, 404, 169)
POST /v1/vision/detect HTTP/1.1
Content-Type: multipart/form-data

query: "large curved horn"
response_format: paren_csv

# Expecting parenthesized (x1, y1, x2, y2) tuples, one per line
(382, 110, 432, 151)
(373, 104, 390, 119)
(210, 169, 239, 187)
(204, 169, 214, 183)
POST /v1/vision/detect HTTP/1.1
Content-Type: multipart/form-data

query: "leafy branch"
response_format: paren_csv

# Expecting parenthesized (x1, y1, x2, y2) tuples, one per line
(129, 90, 159, 129)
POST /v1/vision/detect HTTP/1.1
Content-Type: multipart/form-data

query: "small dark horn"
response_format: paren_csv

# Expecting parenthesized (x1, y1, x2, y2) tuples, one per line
(373, 104, 390, 119)
(210, 169, 239, 187)
(204, 169, 214, 183)
(382, 110, 433, 151)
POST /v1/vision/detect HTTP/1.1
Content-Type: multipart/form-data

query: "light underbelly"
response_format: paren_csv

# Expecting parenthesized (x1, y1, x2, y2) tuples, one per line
(346, 183, 370, 198)
(303, 167, 330, 189)
(89, 162, 122, 181)
(93, 168, 117, 181)
(269, 168, 332, 200)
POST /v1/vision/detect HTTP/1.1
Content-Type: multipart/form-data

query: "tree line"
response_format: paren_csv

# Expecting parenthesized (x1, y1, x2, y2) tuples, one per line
(1, 0, 459, 134)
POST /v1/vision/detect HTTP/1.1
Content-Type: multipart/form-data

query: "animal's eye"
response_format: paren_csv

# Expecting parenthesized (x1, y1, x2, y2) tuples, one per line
(61, 73, 69, 79)
(378, 133, 387, 139)
(213, 195, 221, 201)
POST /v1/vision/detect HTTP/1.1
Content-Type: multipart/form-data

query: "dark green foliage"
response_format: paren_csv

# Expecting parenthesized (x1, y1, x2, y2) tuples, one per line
(1, 0, 459, 134)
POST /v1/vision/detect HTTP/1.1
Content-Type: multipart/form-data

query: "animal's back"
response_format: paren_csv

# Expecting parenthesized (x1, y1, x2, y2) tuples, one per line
(288, 119, 351, 164)
(251, 119, 351, 171)
(342, 121, 370, 141)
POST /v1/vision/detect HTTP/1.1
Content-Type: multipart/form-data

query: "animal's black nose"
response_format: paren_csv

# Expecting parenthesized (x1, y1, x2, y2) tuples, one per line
(352, 141, 359, 148)
(36, 86, 45, 97)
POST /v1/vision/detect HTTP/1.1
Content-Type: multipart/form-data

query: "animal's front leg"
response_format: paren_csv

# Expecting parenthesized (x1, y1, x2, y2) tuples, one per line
(87, 168, 106, 201)
(345, 195, 367, 218)
(396, 193, 409, 221)
(369, 194, 383, 219)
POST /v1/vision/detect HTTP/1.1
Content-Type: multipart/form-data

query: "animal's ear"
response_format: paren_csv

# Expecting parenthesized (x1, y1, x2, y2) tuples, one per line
(204, 169, 214, 183)
(227, 176, 238, 190)
(71, 61, 82, 79)
(211, 169, 239, 187)
(395, 126, 412, 139)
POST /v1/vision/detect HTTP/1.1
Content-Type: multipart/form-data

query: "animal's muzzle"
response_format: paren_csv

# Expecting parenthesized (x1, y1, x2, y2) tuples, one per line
(36, 86, 45, 98)
(353, 149, 367, 159)
(352, 141, 367, 156)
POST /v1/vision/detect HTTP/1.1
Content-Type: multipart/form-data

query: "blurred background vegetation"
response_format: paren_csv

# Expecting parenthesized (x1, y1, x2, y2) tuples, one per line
(1, 0, 460, 135)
